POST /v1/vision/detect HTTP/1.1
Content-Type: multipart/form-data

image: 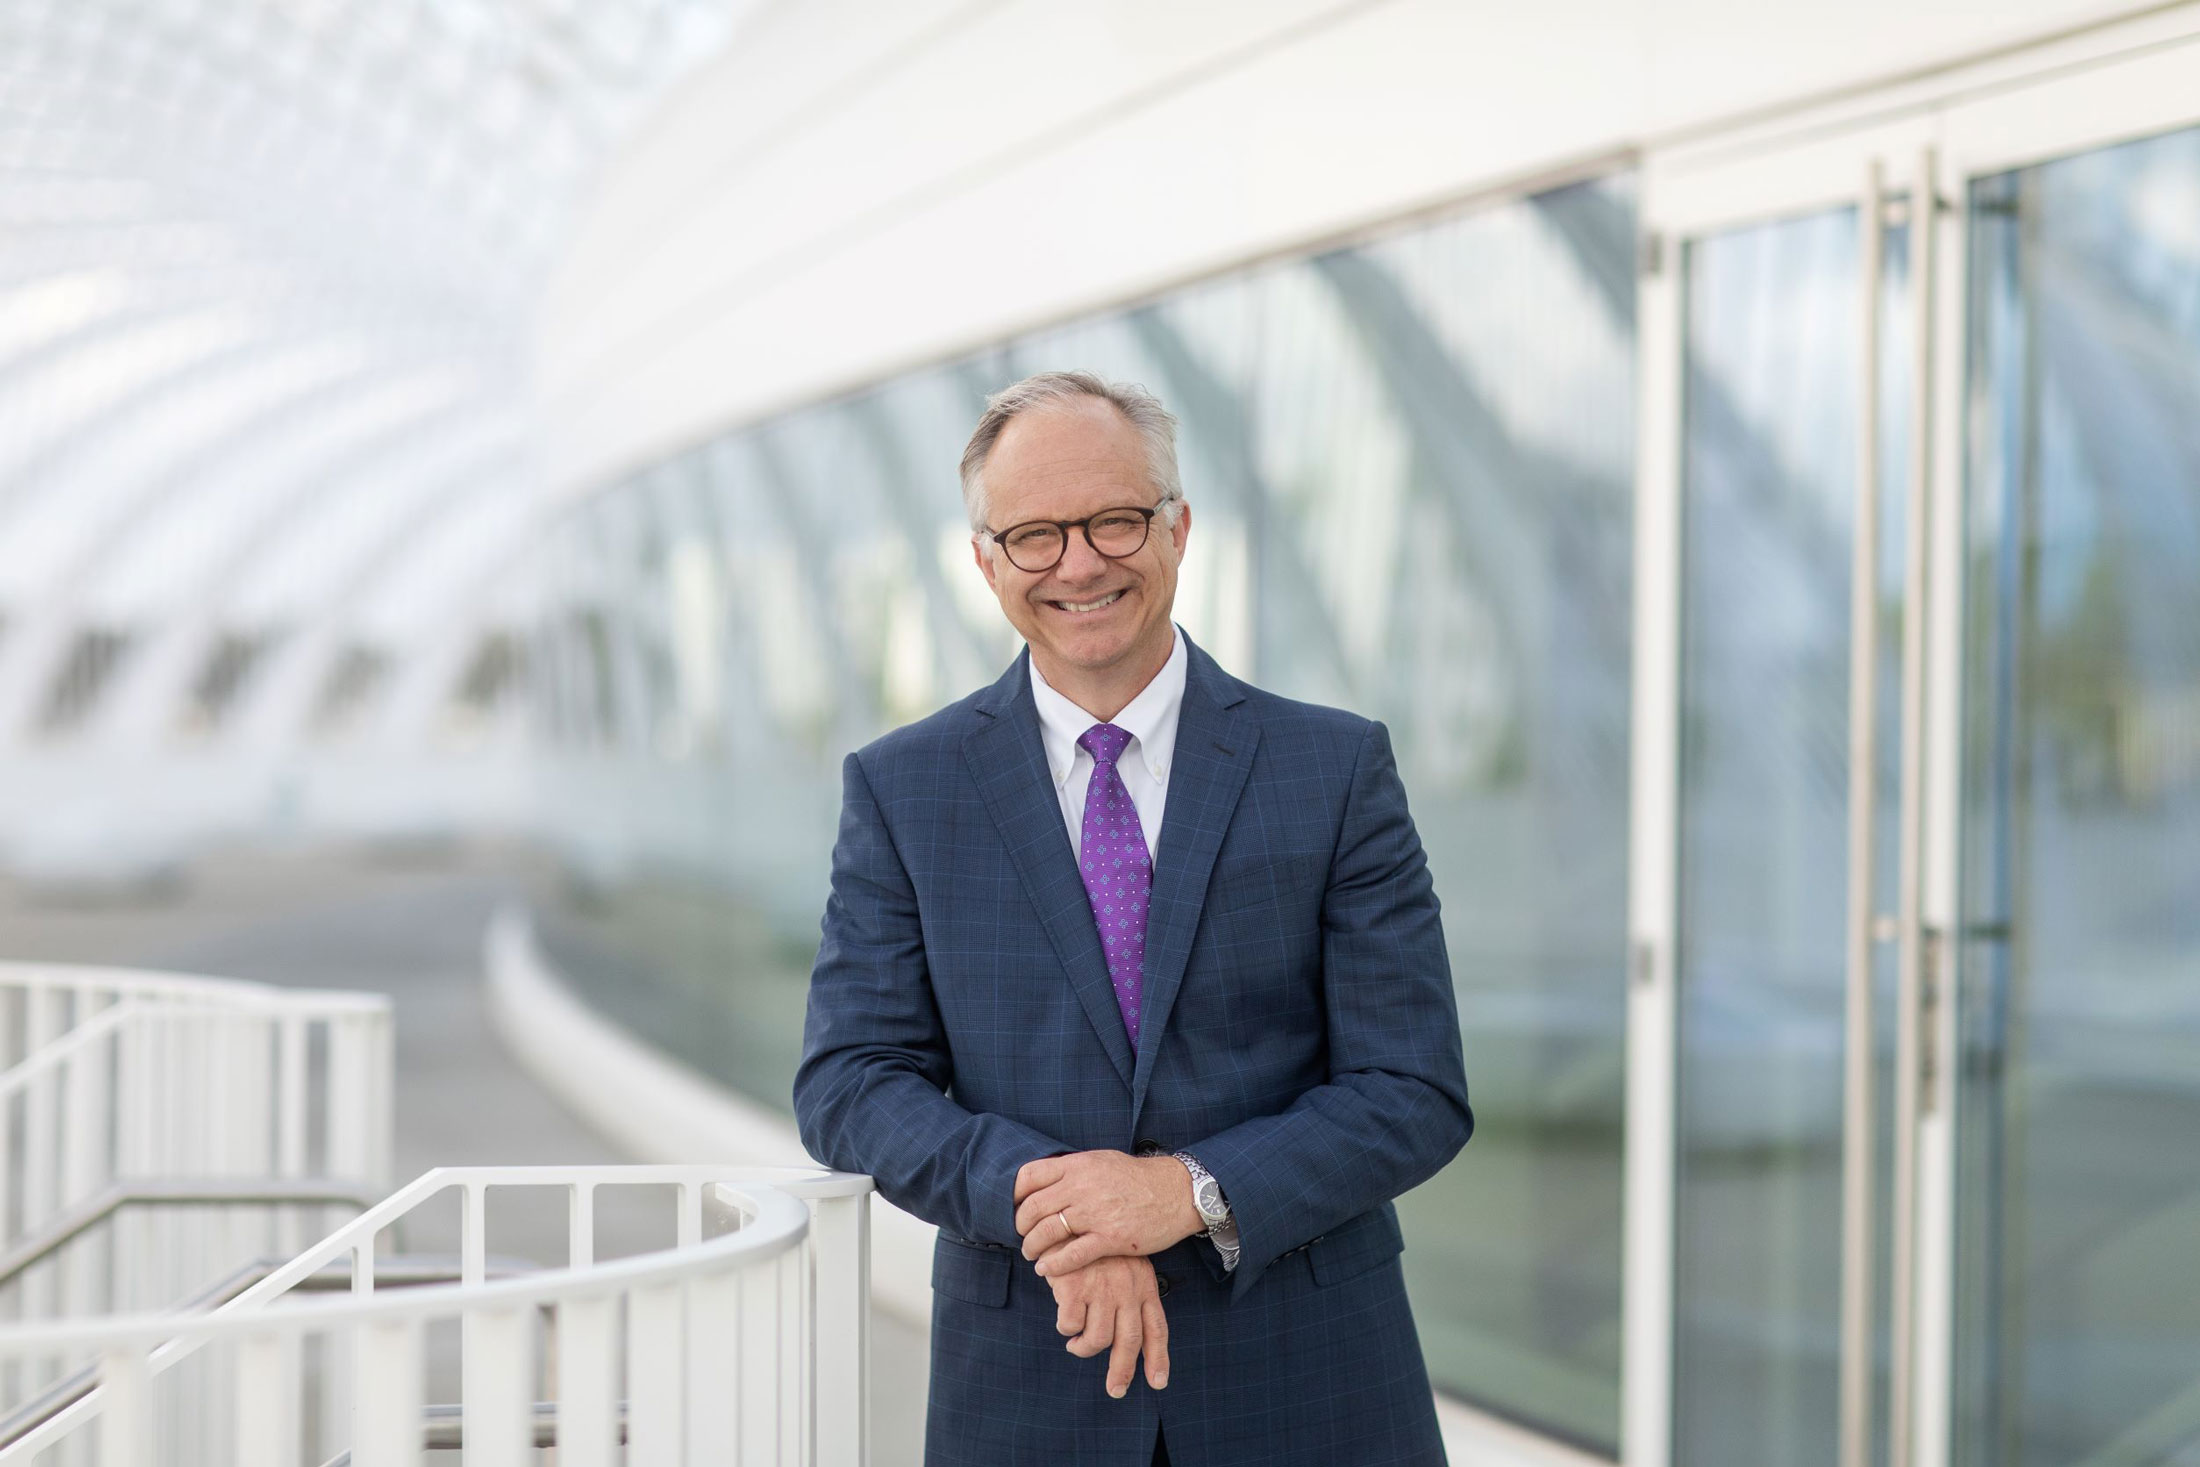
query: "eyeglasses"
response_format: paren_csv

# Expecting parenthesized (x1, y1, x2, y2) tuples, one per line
(983, 505, 1164, 573)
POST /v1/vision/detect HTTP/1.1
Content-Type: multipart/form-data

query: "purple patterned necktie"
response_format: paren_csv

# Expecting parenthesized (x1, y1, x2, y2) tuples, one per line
(1075, 722, 1151, 1046)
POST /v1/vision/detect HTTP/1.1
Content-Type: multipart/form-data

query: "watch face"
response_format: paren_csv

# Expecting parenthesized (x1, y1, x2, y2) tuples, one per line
(1195, 1176, 1227, 1224)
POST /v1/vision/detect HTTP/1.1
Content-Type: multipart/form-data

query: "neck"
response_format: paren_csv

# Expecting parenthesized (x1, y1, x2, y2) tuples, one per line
(1031, 627, 1174, 722)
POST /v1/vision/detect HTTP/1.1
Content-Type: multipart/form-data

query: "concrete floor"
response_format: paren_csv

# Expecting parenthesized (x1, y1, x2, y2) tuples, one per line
(0, 841, 928, 1463)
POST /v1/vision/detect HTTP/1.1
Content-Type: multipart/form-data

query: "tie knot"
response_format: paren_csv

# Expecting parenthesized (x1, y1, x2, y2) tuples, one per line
(1077, 722, 1132, 766)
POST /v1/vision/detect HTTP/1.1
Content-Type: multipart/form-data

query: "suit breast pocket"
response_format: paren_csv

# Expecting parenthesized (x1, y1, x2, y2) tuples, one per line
(1203, 850, 1328, 922)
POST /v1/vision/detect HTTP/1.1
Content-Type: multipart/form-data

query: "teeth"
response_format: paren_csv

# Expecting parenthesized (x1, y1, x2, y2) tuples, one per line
(1056, 591, 1122, 613)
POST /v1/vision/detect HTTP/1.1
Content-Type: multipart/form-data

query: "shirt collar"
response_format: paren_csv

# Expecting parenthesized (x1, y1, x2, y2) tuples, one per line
(1029, 625, 1186, 788)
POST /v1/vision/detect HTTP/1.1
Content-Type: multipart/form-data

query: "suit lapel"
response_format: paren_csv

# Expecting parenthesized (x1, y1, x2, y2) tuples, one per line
(963, 651, 1137, 1090)
(1131, 642, 1257, 1119)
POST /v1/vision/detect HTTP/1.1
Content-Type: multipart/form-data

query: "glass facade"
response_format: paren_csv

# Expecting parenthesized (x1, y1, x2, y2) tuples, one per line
(523, 92, 2200, 1465)
(1955, 125, 2200, 1467)
(527, 175, 1638, 1448)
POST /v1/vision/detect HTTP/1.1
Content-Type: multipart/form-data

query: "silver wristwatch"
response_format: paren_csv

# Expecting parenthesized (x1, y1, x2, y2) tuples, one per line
(1172, 1151, 1242, 1271)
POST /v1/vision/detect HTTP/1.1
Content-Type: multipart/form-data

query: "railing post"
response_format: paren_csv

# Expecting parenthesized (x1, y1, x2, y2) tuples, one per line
(369, 1008, 395, 1189)
(352, 1318, 423, 1467)
(236, 1330, 299, 1467)
(24, 986, 64, 1228)
(461, 1182, 488, 1287)
(326, 1015, 368, 1184)
(569, 1180, 596, 1268)
(276, 1013, 309, 1177)
(60, 993, 109, 1205)
(463, 1304, 534, 1467)
(276, 1011, 310, 1257)
(558, 1292, 620, 1467)
(687, 1264, 744, 1461)
(23, 987, 65, 1392)
(58, 1000, 110, 1339)
(628, 1280, 687, 1464)
(811, 1191, 871, 1467)
(97, 1346, 151, 1467)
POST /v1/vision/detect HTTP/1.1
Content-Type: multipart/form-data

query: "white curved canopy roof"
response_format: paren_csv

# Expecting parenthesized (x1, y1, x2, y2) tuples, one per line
(0, 0, 747, 748)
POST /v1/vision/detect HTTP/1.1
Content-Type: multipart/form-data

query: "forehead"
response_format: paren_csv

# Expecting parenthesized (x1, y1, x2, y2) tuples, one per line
(983, 399, 1153, 520)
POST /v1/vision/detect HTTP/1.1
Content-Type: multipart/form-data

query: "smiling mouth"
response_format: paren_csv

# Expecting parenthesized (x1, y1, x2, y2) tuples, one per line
(1047, 589, 1125, 615)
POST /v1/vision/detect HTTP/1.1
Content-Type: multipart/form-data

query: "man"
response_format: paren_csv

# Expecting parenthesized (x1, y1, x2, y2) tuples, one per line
(794, 371, 1471, 1465)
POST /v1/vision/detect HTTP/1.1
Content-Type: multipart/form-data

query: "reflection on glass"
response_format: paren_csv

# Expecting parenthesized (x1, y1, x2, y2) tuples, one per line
(527, 178, 1636, 1449)
(1675, 206, 1859, 1467)
(1958, 127, 2200, 1467)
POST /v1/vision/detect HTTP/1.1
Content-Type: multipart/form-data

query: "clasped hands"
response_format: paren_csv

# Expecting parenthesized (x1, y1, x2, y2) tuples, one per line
(1012, 1151, 1205, 1399)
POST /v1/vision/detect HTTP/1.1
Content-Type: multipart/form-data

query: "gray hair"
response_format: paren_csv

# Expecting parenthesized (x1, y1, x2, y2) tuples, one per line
(960, 371, 1183, 534)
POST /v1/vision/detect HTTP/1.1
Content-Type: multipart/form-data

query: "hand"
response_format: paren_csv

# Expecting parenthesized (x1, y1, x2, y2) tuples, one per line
(1043, 1254, 1170, 1398)
(1014, 1151, 1203, 1276)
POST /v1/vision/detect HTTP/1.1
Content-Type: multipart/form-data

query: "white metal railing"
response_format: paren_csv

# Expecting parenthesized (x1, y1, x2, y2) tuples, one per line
(0, 1164, 872, 1466)
(0, 964, 393, 1423)
(0, 963, 394, 1202)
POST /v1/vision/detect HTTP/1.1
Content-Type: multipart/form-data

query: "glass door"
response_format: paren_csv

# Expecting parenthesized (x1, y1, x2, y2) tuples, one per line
(1944, 54, 2200, 1467)
(1632, 122, 1946, 1467)
(1636, 25, 2200, 1467)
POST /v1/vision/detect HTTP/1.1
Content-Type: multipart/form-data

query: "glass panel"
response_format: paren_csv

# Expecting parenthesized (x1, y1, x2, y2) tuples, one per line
(1674, 205, 1860, 1466)
(1866, 212, 1914, 1467)
(1325, 185, 1634, 1450)
(1957, 125, 2200, 1467)
(526, 174, 1637, 1450)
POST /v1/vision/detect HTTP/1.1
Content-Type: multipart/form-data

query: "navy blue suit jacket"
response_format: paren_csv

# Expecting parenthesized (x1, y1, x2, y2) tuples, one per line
(795, 637, 1472, 1465)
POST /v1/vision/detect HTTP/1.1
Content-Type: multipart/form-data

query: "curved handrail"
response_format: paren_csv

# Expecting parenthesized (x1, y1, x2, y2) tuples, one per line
(0, 1165, 870, 1466)
(0, 960, 387, 1015)
(0, 1176, 811, 1352)
(213, 1163, 854, 1317)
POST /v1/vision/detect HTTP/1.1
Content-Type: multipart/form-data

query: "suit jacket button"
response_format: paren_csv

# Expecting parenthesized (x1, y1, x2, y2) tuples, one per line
(1134, 1139, 1164, 1157)
(1155, 1273, 1174, 1298)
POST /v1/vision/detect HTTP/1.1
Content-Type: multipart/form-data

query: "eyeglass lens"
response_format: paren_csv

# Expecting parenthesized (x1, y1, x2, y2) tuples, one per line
(999, 510, 1151, 571)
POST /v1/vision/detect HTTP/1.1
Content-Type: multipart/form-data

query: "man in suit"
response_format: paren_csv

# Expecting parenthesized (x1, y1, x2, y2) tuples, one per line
(794, 371, 1471, 1465)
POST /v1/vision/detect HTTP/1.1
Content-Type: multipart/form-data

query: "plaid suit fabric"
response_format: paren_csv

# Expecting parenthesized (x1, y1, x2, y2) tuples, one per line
(794, 638, 1472, 1466)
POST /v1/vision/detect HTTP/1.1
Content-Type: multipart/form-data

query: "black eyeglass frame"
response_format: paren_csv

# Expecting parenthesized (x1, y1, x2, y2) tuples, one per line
(981, 504, 1167, 573)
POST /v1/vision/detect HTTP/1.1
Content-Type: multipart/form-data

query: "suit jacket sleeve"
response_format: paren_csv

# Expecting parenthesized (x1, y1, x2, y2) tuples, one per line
(1189, 719, 1473, 1299)
(793, 749, 1069, 1248)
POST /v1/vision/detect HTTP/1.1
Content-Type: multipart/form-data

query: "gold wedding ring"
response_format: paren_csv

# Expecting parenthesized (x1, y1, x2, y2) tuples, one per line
(1058, 1210, 1075, 1238)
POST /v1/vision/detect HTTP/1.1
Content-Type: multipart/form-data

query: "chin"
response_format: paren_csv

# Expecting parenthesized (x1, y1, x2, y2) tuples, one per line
(1046, 627, 1135, 667)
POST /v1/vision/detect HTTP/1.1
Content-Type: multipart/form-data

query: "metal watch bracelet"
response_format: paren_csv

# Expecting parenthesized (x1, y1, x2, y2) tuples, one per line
(1172, 1151, 1242, 1270)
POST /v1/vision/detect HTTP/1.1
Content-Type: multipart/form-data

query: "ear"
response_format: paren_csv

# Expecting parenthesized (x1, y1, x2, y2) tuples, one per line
(1168, 500, 1192, 558)
(973, 535, 1000, 593)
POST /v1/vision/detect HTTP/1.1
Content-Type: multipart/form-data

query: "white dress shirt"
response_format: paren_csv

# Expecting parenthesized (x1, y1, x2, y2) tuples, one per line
(1028, 625, 1186, 864)
(1030, 626, 1239, 1268)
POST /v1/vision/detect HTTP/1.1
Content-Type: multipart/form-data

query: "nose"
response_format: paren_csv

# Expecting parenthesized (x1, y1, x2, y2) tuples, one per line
(1051, 525, 1110, 582)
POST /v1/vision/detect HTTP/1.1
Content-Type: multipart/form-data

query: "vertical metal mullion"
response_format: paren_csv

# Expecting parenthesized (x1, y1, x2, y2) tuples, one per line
(1889, 143, 1941, 1467)
(1912, 134, 1973, 1467)
(1839, 157, 1889, 1467)
(1621, 208, 1686, 1467)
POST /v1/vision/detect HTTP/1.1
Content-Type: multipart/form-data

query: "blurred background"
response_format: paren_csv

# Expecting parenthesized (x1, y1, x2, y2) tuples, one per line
(0, 2, 2194, 1465)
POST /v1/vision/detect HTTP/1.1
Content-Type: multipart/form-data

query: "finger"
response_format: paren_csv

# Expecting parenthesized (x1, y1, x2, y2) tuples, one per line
(1020, 1214, 1082, 1266)
(1068, 1304, 1115, 1358)
(1032, 1233, 1113, 1278)
(1013, 1181, 1072, 1240)
(1014, 1157, 1065, 1204)
(1019, 1208, 1074, 1262)
(1106, 1305, 1143, 1399)
(1141, 1293, 1170, 1390)
(1056, 1296, 1086, 1338)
